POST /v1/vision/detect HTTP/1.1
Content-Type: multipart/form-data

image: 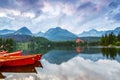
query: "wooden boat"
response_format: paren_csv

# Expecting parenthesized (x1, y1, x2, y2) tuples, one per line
(0, 50, 22, 57)
(30, 54, 42, 61)
(22, 54, 42, 61)
(1, 55, 35, 67)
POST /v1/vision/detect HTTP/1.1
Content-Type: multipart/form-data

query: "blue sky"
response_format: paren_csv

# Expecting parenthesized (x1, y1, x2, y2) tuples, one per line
(0, 0, 120, 34)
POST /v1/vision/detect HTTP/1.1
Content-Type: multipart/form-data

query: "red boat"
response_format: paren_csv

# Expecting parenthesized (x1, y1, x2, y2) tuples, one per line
(0, 50, 22, 57)
(0, 51, 42, 67)
(8, 53, 43, 61)
(35, 54, 42, 61)
(2, 55, 35, 67)
(29, 54, 42, 61)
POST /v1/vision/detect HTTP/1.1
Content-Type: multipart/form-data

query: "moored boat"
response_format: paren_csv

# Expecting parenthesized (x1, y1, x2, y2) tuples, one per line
(0, 51, 42, 67)
(27, 54, 42, 61)
(0, 50, 22, 57)
(34, 54, 42, 61)
(1, 56, 35, 67)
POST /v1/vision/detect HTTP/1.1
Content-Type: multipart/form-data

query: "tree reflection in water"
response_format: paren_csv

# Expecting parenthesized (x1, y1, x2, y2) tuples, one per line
(101, 48, 120, 59)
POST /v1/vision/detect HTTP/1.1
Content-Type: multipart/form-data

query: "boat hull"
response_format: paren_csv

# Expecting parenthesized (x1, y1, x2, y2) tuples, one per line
(1, 50, 22, 57)
(23, 54, 42, 61)
(34, 54, 42, 61)
(3, 56, 35, 67)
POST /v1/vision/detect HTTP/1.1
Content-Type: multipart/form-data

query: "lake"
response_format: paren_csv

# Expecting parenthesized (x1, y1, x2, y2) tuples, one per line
(1, 47, 120, 80)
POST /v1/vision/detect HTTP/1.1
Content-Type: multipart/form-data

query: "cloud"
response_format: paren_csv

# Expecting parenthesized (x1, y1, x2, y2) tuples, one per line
(113, 13, 120, 21)
(0, 0, 120, 34)
(5, 56, 120, 80)
(109, 1, 119, 8)
(77, 2, 96, 11)
(0, 0, 14, 8)
(0, 0, 43, 18)
(108, 0, 120, 8)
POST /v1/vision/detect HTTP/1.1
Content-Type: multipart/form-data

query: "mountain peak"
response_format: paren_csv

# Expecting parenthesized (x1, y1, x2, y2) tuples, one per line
(90, 29, 97, 32)
(14, 26, 32, 35)
(20, 26, 29, 30)
(50, 27, 62, 31)
(0, 29, 15, 35)
(44, 27, 77, 41)
(115, 27, 120, 30)
(55, 27, 61, 29)
(79, 29, 103, 37)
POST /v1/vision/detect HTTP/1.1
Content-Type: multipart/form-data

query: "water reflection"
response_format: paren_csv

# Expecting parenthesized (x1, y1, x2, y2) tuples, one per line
(43, 50, 78, 64)
(0, 46, 120, 79)
(76, 47, 84, 53)
(0, 61, 42, 79)
(102, 48, 120, 59)
(42, 47, 120, 64)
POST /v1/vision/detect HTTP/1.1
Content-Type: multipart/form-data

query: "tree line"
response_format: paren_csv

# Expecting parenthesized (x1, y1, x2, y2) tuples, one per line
(0, 38, 14, 52)
(100, 32, 120, 46)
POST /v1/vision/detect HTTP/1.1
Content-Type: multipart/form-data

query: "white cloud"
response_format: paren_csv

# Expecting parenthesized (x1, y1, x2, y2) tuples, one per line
(0, 0, 119, 34)
(5, 56, 120, 80)
(22, 12, 35, 18)
(0, 12, 7, 17)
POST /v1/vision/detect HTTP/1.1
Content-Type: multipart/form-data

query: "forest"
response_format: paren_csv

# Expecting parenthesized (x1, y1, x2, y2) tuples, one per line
(0, 38, 14, 52)
(100, 32, 120, 46)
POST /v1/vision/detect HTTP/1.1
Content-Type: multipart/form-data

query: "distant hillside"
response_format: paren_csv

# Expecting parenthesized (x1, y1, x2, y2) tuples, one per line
(1, 26, 120, 41)
(79, 29, 105, 37)
(14, 27, 32, 35)
(105, 27, 120, 35)
(80, 37, 101, 42)
(0, 29, 15, 35)
(44, 27, 77, 41)
(78, 27, 120, 37)
(0, 34, 32, 42)
(34, 31, 44, 37)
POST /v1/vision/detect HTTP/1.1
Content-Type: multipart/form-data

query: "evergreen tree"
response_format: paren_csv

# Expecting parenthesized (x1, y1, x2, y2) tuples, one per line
(108, 32, 116, 45)
(100, 32, 116, 46)
(117, 32, 120, 41)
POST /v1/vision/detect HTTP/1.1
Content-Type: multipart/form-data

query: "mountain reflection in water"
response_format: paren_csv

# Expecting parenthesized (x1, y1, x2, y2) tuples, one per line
(1, 46, 120, 79)
(43, 50, 78, 64)
(42, 47, 120, 64)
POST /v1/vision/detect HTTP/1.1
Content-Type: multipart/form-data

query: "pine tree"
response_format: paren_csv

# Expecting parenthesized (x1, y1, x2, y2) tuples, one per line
(117, 32, 120, 41)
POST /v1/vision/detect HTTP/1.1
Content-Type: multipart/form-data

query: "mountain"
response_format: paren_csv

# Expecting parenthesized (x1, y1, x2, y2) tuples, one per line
(78, 29, 105, 37)
(105, 27, 120, 35)
(14, 27, 32, 35)
(78, 27, 120, 37)
(44, 27, 77, 41)
(0, 34, 32, 42)
(80, 37, 101, 42)
(0, 29, 15, 35)
(34, 31, 44, 37)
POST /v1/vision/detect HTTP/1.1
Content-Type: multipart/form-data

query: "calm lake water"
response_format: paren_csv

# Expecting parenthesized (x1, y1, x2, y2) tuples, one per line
(1, 47, 120, 80)
(43, 47, 120, 64)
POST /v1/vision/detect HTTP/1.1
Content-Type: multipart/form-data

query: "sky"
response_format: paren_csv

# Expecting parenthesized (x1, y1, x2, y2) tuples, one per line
(0, 0, 120, 34)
